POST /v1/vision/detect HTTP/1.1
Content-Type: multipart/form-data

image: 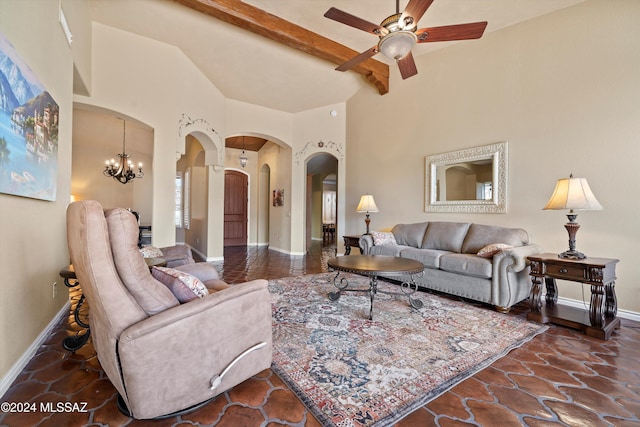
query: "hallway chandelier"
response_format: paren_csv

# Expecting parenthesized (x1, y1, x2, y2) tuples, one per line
(104, 119, 144, 184)
(239, 136, 248, 168)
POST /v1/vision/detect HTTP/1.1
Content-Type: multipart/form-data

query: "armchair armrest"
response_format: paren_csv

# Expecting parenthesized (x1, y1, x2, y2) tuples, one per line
(120, 279, 269, 341)
(116, 279, 272, 419)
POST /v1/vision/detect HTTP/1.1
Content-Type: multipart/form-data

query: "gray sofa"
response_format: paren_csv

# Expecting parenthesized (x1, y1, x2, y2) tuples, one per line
(359, 222, 544, 312)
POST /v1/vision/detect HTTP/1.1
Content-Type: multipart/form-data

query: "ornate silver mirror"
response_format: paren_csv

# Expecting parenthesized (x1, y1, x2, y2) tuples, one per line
(425, 142, 507, 213)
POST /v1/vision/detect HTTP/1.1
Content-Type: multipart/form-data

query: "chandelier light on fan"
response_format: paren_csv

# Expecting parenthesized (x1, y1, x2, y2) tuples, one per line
(324, 0, 488, 79)
(104, 119, 144, 184)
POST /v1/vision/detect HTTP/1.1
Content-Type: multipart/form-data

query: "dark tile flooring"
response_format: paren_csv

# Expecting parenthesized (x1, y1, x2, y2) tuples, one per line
(1, 241, 639, 426)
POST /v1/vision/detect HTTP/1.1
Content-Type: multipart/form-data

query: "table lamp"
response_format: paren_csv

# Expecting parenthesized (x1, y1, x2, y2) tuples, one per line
(356, 194, 379, 235)
(543, 174, 602, 259)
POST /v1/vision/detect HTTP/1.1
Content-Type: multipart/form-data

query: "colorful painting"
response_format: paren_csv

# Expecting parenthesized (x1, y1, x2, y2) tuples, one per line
(0, 31, 59, 201)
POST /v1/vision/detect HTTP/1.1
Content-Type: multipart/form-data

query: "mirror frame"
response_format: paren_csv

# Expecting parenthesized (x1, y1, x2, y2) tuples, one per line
(425, 141, 508, 213)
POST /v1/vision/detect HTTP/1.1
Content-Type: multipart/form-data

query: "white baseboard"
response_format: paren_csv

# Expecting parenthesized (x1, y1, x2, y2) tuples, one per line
(0, 301, 70, 399)
(557, 296, 640, 322)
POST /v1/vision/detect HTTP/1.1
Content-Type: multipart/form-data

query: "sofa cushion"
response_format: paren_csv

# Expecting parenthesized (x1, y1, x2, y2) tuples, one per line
(477, 243, 513, 258)
(105, 208, 179, 315)
(461, 224, 529, 254)
(440, 254, 493, 279)
(399, 247, 448, 269)
(391, 222, 429, 248)
(370, 244, 409, 257)
(151, 266, 208, 303)
(422, 222, 471, 253)
(371, 231, 397, 246)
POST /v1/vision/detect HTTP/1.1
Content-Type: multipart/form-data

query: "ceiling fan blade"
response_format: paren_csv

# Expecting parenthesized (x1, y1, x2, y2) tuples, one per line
(416, 21, 488, 43)
(324, 7, 388, 36)
(397, 51, 418, 80)
(400, 0, 435, 27)
(336, 47, 380, 71)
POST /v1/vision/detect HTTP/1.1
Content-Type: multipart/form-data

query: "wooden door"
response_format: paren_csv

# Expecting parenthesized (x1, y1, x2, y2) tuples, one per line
(224, 170, 248, 246)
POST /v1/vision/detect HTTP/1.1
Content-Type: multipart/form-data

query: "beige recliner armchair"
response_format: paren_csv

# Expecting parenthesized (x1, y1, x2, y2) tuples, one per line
(66, 200, 272, 419)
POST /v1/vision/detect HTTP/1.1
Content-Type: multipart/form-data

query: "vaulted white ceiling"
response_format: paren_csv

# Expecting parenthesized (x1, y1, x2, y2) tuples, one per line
(89, 0, 585, 113)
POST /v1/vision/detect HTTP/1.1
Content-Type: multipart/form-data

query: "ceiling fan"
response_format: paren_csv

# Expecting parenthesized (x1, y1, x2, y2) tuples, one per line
(324, 0, 488, 79)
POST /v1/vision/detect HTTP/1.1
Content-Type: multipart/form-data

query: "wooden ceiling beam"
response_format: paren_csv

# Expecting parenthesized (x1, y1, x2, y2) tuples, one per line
(174, 0, 389, 95)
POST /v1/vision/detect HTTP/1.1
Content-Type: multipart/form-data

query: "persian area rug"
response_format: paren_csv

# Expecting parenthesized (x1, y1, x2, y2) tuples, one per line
(269, 273, 548, 427)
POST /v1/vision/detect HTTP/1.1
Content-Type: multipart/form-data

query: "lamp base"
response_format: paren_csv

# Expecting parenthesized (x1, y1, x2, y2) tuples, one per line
(560, 213, 587, 259)
(364, 214, 371, 235)
(558, 249, 587, 260)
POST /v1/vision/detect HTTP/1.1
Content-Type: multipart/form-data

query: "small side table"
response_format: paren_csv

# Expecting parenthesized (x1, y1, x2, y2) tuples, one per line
(527, 253, 620, 340)
(343, 235, 363, 255)
(59, 257, 167, 352)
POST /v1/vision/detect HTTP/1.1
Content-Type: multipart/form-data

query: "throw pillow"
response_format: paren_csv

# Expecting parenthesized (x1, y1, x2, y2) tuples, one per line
(477, 243, 513, 258)
(152, 266, 209, 303)
(371, 231, 397, 246)
(140, 245, 163, 258)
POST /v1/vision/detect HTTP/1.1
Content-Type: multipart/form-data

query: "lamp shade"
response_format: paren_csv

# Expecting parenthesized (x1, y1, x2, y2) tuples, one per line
(356, 195, 379, 213)
(543, 175, 603, 211)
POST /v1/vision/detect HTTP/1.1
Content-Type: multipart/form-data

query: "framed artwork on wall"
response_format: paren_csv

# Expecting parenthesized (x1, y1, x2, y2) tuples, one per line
(273, 189, 284, 206)
(0, 31, 59, 201)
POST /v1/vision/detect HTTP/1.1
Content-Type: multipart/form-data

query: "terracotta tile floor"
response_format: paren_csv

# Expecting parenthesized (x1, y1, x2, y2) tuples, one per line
(1, 241, 639, 426)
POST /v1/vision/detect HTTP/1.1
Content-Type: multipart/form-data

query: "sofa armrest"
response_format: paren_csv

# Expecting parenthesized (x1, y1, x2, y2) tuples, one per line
(116, 279, 272, 418)
(491, 244, 544, 309)
(160, 244, 195, 267)
(359, 235, 374, 254)
(493, 244, 545, 272)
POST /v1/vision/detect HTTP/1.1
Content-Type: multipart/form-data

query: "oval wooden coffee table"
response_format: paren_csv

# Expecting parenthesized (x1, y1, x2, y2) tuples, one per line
(326, 255, 425, 320)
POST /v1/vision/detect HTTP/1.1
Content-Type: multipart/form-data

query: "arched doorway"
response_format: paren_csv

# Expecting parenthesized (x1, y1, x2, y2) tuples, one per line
(224, 170, 248, 246)
(306, 153, 338, 251)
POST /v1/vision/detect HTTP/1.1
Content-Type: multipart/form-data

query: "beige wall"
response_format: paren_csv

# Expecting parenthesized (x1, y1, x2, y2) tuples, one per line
(2, 0, 638, 392)
(258, 142, 292, 253)
(0, 0, 83, 381)
(346, 0, 640, 313)
(71, 108, 154, 222)
(74, 22, 228, 248)
(292, 103, 348, 254)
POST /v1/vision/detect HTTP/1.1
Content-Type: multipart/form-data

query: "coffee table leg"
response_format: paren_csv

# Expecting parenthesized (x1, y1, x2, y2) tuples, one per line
(328, 270, 347, 301)
(369, 276, 378, 320)
(400, 276, 423, 309)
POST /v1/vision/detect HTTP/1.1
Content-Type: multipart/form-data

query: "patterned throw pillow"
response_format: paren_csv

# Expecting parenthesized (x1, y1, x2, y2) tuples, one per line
(140, 245, 163, 258)
(477, 243, 513, 258)
(371, 231, 397, 246)
(151, 266, 209, 303)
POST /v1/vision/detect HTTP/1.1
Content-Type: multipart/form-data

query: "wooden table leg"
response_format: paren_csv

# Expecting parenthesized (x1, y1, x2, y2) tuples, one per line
(544, 277, 558, 305)
(530, 276, 543, 312)
(589, 284, 605, 328)
(604, 281, 617, 318)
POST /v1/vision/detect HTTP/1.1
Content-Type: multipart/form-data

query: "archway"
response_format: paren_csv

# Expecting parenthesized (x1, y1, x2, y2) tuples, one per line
(306, 153, 338, 251)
